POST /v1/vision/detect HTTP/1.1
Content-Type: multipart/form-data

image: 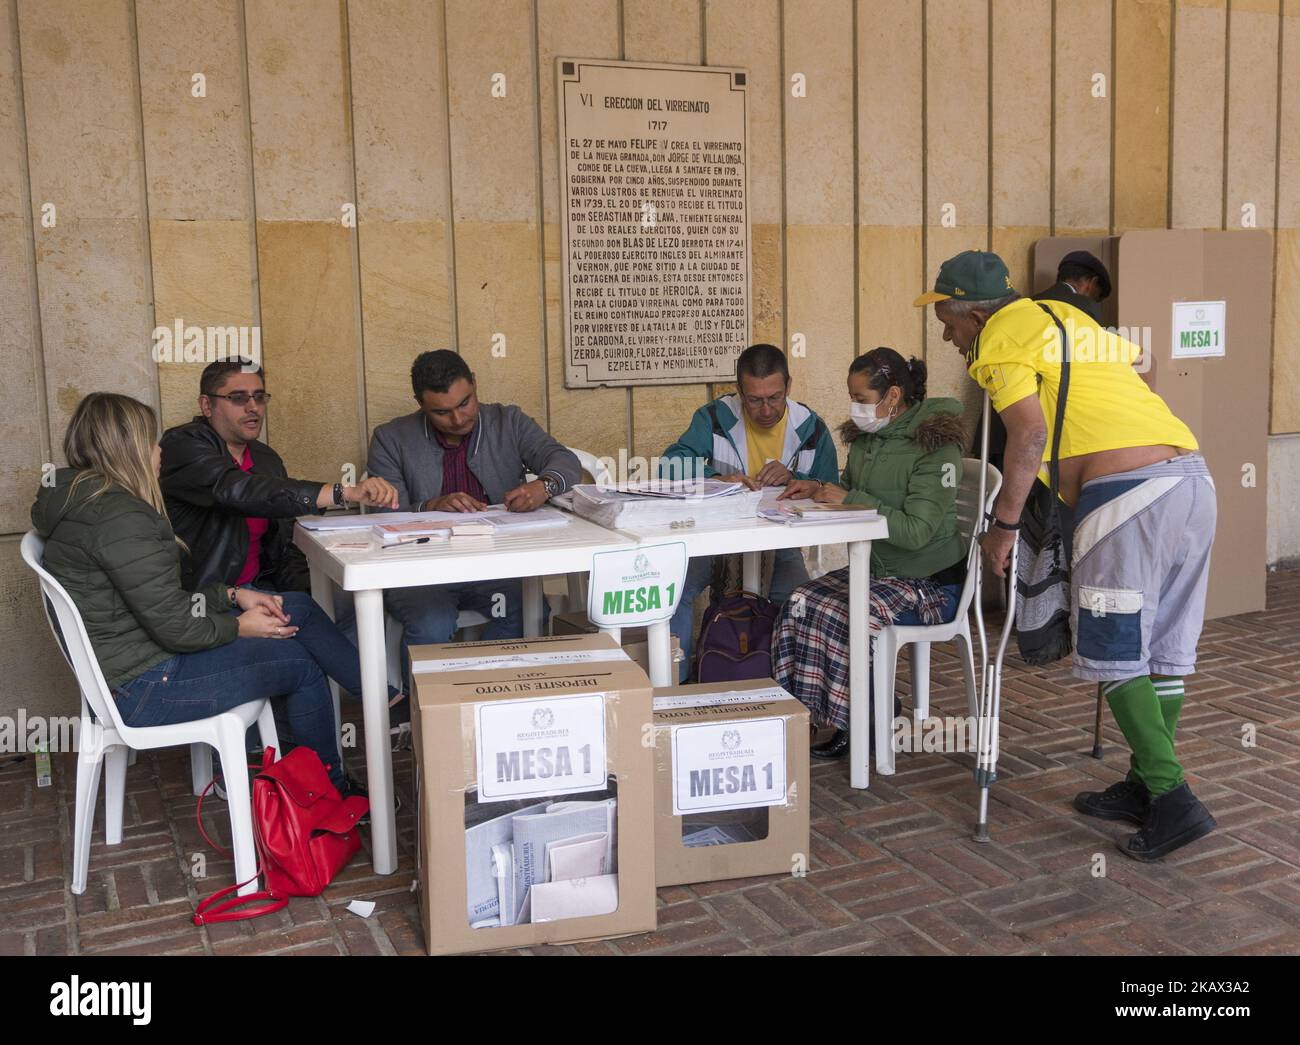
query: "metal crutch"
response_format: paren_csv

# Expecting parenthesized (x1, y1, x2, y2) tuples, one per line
(973, 392, 1016, 843)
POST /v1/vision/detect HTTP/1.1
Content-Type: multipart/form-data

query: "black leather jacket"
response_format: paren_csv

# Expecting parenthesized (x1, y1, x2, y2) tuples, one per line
(159, 417, 322, 593)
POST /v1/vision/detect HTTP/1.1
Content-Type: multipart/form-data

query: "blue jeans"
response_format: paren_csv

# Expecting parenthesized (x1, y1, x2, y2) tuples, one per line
(251, 589, 397, 700)
(670, 548, 809, 683)
(114, 640, 345, 790)
(385, 578, 525, 649)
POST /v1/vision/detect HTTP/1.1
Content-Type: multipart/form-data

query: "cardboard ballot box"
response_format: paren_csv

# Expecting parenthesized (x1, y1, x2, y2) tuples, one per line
(550, 609, 683, 673)
(650, 678, 810, 887)
(409, 633, 657, 955)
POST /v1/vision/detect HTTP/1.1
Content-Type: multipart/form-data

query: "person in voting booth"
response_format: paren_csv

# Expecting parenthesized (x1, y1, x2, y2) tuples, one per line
(160, 359, 411, 752)
(659, 343, 840, 681)
(32, 393, 351, 796)
(366, 349, 582, 650)
(917, 249, 1217, 862)
(771, 348, 969, 759)
(1035, 249, 1111, 323)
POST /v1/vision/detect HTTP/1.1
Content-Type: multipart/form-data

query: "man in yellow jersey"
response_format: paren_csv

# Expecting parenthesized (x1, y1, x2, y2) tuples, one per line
(660, 343, 840, 681)
(915, 250, 1218, 861)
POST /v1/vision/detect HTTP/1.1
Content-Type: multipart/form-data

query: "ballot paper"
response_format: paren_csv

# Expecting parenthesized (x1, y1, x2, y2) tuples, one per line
(613, 478, 746, 499)
(529, 874, 619, 923)
(464, 794, 620, 929)
(300, 505, 571, 534)
(758, 503, 881, 526)
(546, 832, 609, 882)
(511, 799, 617, 924)
(491, 844, 517, 927)
(372, 520, 453, 542)
(681, 821, 761, 848)
(571, 484, 763, 530)
(463, 800, 549, 925)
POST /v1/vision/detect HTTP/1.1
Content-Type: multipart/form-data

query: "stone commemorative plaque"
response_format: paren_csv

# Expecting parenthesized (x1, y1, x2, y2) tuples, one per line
(558, 59, 750, 387)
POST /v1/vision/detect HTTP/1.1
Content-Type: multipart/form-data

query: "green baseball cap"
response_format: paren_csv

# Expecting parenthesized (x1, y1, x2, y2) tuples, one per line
(913, 250, 1016, 306)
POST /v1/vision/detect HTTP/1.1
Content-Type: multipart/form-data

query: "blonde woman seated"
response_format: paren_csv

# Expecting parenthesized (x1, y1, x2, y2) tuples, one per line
(31, 393, 348, 793)
(773, 348, 968, 759)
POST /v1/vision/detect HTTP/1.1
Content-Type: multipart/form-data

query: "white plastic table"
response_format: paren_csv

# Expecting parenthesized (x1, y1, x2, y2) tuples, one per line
(604, 494, 889, 790)
(294, 515, 640, 875)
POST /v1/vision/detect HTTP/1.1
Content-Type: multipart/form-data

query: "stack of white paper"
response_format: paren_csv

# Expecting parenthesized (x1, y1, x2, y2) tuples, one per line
(570, 484, 763, 530)
(300, 505, 571, 535)
(757, 503, 881, 527)
(464, 796, 619, 929)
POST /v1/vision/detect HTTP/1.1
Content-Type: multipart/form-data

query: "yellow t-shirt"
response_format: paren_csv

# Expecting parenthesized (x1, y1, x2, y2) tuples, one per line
(968, 297, 1198, 483)
(743, 409, 788, 477)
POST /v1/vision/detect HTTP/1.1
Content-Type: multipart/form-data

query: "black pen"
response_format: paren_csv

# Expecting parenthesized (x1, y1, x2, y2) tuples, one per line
(383, 536, 431, 550)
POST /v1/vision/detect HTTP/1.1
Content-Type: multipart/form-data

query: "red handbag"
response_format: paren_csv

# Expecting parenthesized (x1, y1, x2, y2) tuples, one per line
(192, 746, 369, 924)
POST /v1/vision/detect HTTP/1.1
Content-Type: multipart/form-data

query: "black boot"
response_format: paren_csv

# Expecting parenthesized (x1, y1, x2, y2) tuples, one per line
(1117, 782, 1216, 862)
(1073, 777, 1150, 826)
(810, 729, 851, 760)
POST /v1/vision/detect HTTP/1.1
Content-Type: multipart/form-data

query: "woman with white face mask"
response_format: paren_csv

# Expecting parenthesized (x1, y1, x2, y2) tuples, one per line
(773, 348, 970, 759)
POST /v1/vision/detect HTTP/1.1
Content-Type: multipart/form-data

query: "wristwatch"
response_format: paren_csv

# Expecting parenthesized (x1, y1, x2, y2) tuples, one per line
(539, 475, 560, 499)
(332, 482, 345, 508)
(988, 512, 1021, 532)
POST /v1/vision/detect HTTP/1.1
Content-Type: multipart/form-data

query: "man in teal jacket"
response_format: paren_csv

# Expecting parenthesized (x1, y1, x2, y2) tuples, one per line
(661, 344, 839, 680)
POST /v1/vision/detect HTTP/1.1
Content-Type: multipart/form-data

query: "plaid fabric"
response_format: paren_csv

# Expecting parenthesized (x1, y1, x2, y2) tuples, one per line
(772, 567, 951, 730)
(434, 425, 487, 502)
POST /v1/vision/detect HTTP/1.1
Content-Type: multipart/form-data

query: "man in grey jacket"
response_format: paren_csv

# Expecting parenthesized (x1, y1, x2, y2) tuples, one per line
(367, 350, 581, 648)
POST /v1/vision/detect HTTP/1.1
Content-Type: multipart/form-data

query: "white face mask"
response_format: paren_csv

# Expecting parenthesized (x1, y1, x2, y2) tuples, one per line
(850, 396, 894, 433)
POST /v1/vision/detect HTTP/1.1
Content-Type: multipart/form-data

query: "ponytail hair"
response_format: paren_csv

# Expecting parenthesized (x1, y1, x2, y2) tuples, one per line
(847, 346, 927, 404)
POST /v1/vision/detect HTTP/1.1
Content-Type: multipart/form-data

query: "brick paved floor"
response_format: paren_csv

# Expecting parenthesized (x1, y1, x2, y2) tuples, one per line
(3, 569, 1298, 956)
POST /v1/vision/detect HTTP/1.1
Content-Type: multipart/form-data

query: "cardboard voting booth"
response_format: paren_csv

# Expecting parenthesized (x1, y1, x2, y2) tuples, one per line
(409, 633, 656, 955)
(650, 679, 810, 887)
(1033, 230, 1271, 619)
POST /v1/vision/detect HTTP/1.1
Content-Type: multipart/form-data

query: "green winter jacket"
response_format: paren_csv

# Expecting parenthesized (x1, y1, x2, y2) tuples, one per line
(838, 397, 967, 580)
(31, 469, 239, 689)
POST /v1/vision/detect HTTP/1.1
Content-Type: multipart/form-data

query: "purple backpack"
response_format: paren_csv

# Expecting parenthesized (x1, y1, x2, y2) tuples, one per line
(695, 590, 780, 684)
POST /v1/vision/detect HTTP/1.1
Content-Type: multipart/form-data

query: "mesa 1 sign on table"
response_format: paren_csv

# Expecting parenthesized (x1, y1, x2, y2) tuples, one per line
(557, 57, 751, 387)
(588, 542, 687, 628)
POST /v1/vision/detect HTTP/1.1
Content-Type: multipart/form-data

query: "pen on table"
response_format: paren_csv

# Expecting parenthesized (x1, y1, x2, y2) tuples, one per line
(383, 536, 431, 550)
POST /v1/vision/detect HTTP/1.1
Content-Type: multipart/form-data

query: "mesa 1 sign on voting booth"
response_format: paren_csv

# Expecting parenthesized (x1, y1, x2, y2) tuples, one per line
(587, 542, 687, 628)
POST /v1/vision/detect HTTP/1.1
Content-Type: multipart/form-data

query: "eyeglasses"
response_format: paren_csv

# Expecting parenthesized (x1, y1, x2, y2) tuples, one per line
(742, 392, 787, 410)
(207, 391, 272, 407)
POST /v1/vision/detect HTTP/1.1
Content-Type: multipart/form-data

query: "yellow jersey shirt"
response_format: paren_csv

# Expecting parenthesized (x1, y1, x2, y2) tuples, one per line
(743, 409, 788, 477)
(967, 297, 1198, 483)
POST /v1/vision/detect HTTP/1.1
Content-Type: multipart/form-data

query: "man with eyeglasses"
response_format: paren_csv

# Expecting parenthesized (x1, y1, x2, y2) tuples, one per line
(160, 358, 411, 762)
(660, 343, 839, 680)
(161, 358, 397, 594)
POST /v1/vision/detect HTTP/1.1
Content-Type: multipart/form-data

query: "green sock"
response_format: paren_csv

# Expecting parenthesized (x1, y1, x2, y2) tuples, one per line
(1151, 676, 1185, 742)
(1103, 676, 1185, 796)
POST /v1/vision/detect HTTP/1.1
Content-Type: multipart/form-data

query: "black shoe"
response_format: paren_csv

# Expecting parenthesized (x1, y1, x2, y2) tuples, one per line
(1073, 777, 1151, 826)
(389, 692, 413, 751)
(340, 773, 400, 825)
(1117, 782, 1216, 862)
(810, 729, 851, 760)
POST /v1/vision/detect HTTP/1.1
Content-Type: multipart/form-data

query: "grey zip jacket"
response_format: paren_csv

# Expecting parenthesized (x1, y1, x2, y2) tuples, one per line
(366, 403, 582, 511)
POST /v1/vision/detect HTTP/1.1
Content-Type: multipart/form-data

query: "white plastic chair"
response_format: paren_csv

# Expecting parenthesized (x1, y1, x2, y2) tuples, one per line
(871, 459, 1003, 774)
(20, 532, 278, 897)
